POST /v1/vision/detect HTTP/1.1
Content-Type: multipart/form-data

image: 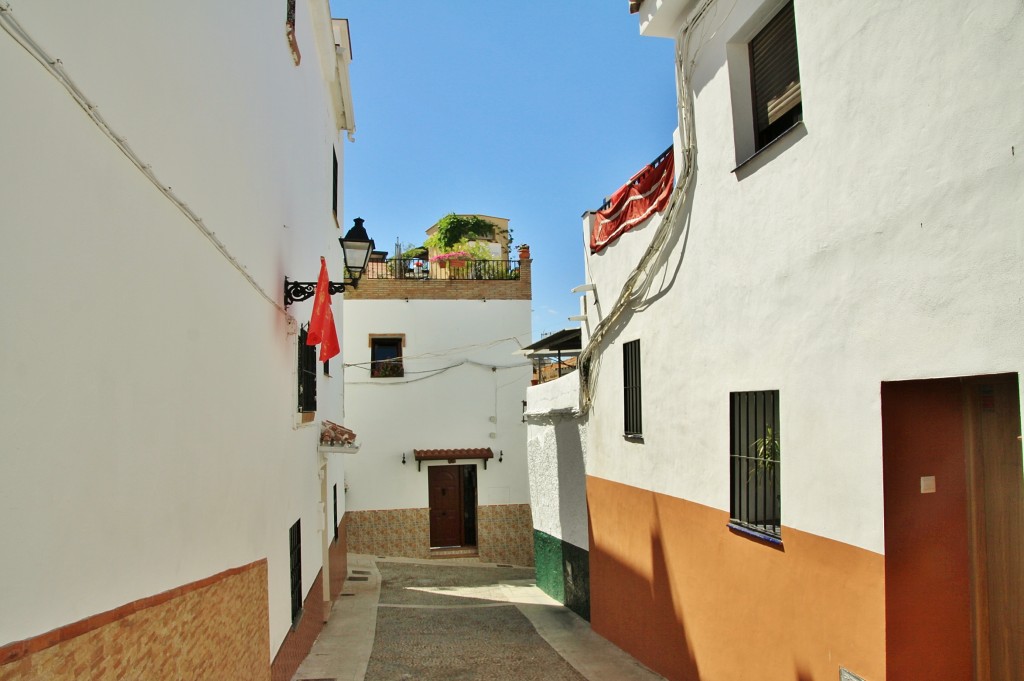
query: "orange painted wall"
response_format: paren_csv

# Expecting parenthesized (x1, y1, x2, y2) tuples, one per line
(587, 476, 885, 681)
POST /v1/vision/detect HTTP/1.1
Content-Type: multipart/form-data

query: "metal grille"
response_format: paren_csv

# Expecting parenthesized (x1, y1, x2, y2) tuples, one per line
(332, 484, 338, 543)
(363, 258, 521, 281)
(730, 390, 781, 538)
(289, 519, 302, 625)
(750, 1, 801, 150)
(297, 324, 317, 412)
(623, 340, 642, 438)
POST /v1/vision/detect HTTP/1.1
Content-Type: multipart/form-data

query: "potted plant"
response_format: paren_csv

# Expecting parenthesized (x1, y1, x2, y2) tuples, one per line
(518, 244, 531, 260)
(430, 250, 472, 269)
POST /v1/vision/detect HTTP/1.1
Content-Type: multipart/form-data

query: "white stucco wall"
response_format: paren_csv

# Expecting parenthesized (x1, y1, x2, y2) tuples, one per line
(0, 1, 352, 655)
(525, 372, 589, 550)
(580, 0, 1024, 555)
(342, 299, 532, 510)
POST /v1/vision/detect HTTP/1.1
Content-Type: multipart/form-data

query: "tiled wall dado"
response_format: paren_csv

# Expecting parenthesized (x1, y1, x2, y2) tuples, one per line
(346, 508, 432, 559)
(345, 504, 534, 566)
(477, 504, 534, 566)
(0, 562, 269, 681)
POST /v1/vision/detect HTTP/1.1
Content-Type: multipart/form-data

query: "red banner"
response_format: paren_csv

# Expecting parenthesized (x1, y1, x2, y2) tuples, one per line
(590, 150, 674, 254)
(306, 256, 340, 362)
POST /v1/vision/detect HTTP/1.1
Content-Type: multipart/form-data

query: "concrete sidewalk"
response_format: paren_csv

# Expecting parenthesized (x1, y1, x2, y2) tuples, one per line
(291, 554, 665, 681)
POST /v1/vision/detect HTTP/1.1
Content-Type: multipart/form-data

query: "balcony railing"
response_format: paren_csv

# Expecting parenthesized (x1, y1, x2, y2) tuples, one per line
(365, 257, 522, 281)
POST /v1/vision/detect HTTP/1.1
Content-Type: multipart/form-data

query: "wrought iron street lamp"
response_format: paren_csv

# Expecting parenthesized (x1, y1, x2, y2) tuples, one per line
(283, 217, 375, 306)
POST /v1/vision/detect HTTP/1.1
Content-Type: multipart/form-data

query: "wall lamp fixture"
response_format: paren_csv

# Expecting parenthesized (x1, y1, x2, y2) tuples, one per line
(284, 217, 375, 307)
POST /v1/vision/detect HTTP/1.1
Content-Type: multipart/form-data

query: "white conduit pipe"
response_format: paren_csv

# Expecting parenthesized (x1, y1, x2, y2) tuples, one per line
(579, 0, 717, 411)
(0, 3, 286, 314)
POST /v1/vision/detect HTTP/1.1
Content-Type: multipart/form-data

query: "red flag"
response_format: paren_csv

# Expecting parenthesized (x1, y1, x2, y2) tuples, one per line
(590, 149, 674, 254)
(306, 256, 340, 362)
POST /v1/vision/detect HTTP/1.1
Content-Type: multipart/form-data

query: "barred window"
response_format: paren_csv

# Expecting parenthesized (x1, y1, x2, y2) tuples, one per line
(297, 324, 317, 414)
(729, 390, 781, 539)
(289, 519, 302, 626)
(623, 340, 642, 439)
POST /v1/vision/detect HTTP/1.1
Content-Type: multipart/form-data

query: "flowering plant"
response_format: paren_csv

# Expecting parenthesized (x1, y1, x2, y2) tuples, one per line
(429, 250, 471, 263)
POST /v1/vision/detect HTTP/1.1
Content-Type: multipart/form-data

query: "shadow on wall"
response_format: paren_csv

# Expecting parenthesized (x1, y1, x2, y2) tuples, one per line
(554, 418, 590, 620)
(589, 491, 701, 681)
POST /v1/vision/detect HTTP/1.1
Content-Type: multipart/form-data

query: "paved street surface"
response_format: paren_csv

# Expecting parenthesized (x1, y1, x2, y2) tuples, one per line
(293, 554, 665, 681)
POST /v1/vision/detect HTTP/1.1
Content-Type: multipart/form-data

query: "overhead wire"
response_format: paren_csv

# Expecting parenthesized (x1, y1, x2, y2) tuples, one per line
(0, 2, 287, 314)
(578, 0, 719, 411)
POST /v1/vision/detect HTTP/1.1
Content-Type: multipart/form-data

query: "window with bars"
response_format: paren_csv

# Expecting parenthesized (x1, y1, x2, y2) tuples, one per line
(297, 324, 317, 414)
(332, 484, 339, 543)
(332, 148, 339, 221)
(289, 519, 302, 626)
(750, 1, 801, 151)
(729, 390, 781, 539)
(370, 336, 404, 378)
(623, 339, 642, 439)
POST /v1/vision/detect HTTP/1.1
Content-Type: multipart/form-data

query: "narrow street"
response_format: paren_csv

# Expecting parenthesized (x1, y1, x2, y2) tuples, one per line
(293, 556, 664, 681)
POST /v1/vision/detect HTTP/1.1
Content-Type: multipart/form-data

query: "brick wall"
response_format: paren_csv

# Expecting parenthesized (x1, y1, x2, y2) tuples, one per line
(0, 561, 270, 681)
(345, 260, 531, 301)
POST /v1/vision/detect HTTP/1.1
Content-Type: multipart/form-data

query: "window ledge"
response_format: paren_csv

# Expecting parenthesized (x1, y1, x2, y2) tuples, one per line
(727, 521, 783, 547)
(624, 434, 644, 443)
(732, 120, 806, 175)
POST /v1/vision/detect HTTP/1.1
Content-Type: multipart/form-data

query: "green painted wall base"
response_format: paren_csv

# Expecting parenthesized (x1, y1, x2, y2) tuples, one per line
(533, 529, 590, 621)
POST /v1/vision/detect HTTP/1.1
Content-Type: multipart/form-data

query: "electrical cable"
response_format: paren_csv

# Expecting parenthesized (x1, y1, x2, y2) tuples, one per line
(0, 3, 287, 314)
(578, 0, 718, 411)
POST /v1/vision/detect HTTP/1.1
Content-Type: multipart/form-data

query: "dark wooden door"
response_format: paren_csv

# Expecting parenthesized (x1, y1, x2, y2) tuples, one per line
(882, 374, 1023, 681)
(428, 465, 463, 548)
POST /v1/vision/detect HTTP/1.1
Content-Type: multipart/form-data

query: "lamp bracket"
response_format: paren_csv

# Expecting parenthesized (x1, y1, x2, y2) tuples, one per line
(283, 277, 347, 307)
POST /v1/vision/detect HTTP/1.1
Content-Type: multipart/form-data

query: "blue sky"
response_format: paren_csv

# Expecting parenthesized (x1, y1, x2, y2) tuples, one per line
(330, 2, 677, 338)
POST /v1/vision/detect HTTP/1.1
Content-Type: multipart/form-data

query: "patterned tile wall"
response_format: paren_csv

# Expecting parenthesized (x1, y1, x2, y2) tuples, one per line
(346, 504, 534, 566)
(0, 562, 270, 681)
(346, 508, 432, 559)
(478, 504, 534, 567)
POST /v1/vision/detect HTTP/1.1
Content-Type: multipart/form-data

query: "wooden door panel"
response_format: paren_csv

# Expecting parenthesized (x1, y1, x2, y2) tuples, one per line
(428, 465, 463, 548)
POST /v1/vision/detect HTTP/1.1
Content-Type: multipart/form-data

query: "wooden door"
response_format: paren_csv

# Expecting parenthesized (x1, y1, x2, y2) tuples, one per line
(882, 378, 973, 680)
(964, 376, 1023, 680)
(882, 374, 1023, 680)
(428, 465, 463, 548)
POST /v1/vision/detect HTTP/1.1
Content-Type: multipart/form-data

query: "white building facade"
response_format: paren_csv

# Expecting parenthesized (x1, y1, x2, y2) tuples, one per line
(342, 238, 534, 565)
(563, 1, 1024, 679)
(0, 3, 358, 679)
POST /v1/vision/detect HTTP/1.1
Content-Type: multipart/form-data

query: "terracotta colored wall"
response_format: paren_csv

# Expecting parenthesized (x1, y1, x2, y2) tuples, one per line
(881, 379, 973, 680)
(270, 569, 325, 681)
(586, 476, 884, 681)
(0, 561, 269, 681)
(272, 515, 351, 681)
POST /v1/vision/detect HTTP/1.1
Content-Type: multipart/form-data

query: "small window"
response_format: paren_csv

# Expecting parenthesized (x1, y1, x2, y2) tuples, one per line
(297, 324, 317, 415)
(623, 340, 642, 439)
(332, 148, 339, 221)
(289, 519, 302, 626)
(729, 390, 781, 539)
(332, 484, 339, 543)
(750, 2, 801, 151)
(370, 337, 404, 378)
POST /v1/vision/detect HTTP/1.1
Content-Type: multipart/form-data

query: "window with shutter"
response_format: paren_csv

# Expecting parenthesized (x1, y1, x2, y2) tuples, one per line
(750, 2, 801, 151)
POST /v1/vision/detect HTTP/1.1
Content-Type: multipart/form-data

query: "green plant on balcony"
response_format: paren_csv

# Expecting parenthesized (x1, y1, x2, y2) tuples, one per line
(425, 214, 505, 252)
